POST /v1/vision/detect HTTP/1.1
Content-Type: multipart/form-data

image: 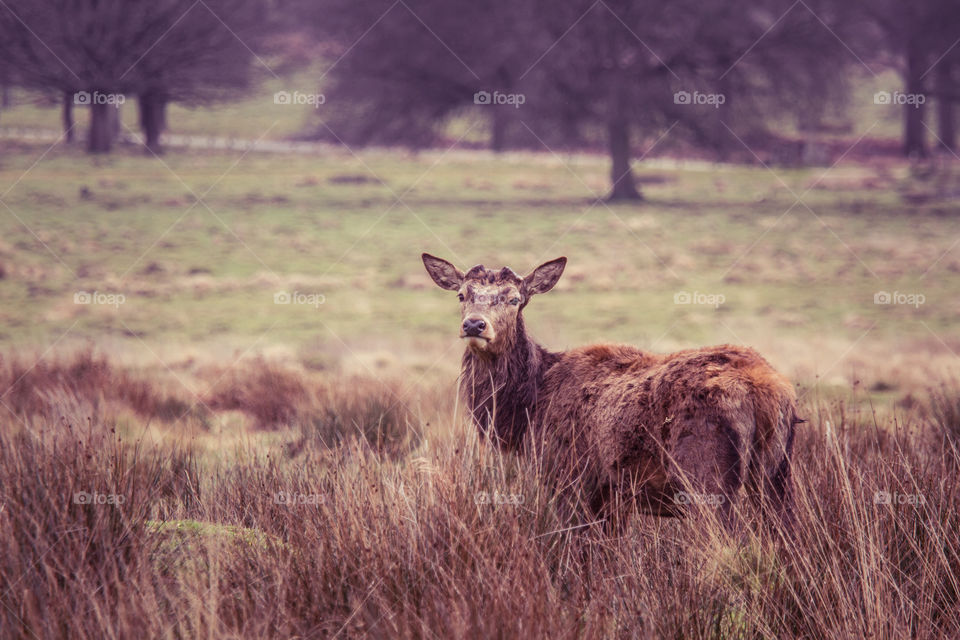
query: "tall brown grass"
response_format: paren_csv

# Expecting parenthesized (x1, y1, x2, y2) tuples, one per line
(1, 351, 958, 638)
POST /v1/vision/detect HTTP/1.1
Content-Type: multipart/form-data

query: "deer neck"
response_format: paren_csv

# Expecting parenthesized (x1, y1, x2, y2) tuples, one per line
(459, 316, 556, 450)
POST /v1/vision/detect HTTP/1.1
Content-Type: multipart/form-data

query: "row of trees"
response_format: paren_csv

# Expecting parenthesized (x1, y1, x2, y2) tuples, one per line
(306, 0, 960, 199)
(1, 0, 958, 198)
(0, 0, 277, 153)
(307, 0, 845, 198)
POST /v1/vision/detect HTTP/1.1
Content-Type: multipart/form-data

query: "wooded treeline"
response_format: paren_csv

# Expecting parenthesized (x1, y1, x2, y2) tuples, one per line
(1, 0, 957, 199)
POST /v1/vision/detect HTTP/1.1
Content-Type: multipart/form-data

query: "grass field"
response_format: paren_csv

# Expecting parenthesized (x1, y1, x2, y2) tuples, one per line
(1, 136, 958, 385)
(2, 97, 960, 637)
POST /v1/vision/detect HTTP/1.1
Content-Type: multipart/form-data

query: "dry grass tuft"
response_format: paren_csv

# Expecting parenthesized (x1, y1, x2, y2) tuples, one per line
(204, 357, 420, 457)
(0, 350, 198, 423)
(205, 358, 309, 428)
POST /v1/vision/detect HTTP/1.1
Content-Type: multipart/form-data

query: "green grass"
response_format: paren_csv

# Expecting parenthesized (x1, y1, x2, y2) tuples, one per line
(148, 519, 284, 550)
(1, 148, 957, 342)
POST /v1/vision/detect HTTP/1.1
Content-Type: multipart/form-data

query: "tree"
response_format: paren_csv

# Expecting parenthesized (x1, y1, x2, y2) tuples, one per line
(0, 0, 272, 153)
(935, 56, 958, 152)
(516, 0, 860, 198)
(304, 0, 544, 150)
(851, 0, 960, 156)
(0, 63, 11, 111)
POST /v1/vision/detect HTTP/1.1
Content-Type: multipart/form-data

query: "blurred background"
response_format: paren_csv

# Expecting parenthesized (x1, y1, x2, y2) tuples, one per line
(1, 0, 959, 427)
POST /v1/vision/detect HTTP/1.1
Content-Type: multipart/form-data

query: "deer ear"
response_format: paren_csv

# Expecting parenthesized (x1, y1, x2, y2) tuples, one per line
(524, 257, 566, 295)
(422, 253, 463, 291)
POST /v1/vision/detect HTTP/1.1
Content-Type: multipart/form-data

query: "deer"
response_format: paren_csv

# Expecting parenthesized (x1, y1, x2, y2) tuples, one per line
(422, 253, 800, 531)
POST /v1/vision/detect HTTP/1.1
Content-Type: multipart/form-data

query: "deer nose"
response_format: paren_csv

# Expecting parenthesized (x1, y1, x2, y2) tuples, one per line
(462, 317, 486, 336)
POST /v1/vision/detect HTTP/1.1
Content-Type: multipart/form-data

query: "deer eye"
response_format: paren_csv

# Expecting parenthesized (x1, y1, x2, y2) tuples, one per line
(509, 297, 520, 305)
(457, 293, 465, 302)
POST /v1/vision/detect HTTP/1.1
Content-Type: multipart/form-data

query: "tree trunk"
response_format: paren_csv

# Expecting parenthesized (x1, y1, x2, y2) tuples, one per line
(607, 118, 641, 201)
(491, 107, 507, 153)
(937, 60, 955, 152)
(88, 101, 113, 153)
(606, 63, 641, 201)
(62, 91, 74, 143)
(903, 41, 927, 158)
(138, 92, 167, 154)
(108, 102, 121, 143)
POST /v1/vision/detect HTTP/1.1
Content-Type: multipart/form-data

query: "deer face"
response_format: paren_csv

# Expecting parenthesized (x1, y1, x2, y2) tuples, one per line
(422, 254, 566, 355)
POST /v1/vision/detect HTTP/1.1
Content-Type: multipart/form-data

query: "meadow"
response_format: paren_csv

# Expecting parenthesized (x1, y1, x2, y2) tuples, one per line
(1, 92, 960, 637)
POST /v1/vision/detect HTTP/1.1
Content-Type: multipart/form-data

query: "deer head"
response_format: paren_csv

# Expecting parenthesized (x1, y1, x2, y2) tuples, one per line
(422, 253, 566, 356)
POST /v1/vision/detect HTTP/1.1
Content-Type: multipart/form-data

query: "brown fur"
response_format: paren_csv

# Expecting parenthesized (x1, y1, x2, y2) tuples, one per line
(423, 253, 799, 528)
